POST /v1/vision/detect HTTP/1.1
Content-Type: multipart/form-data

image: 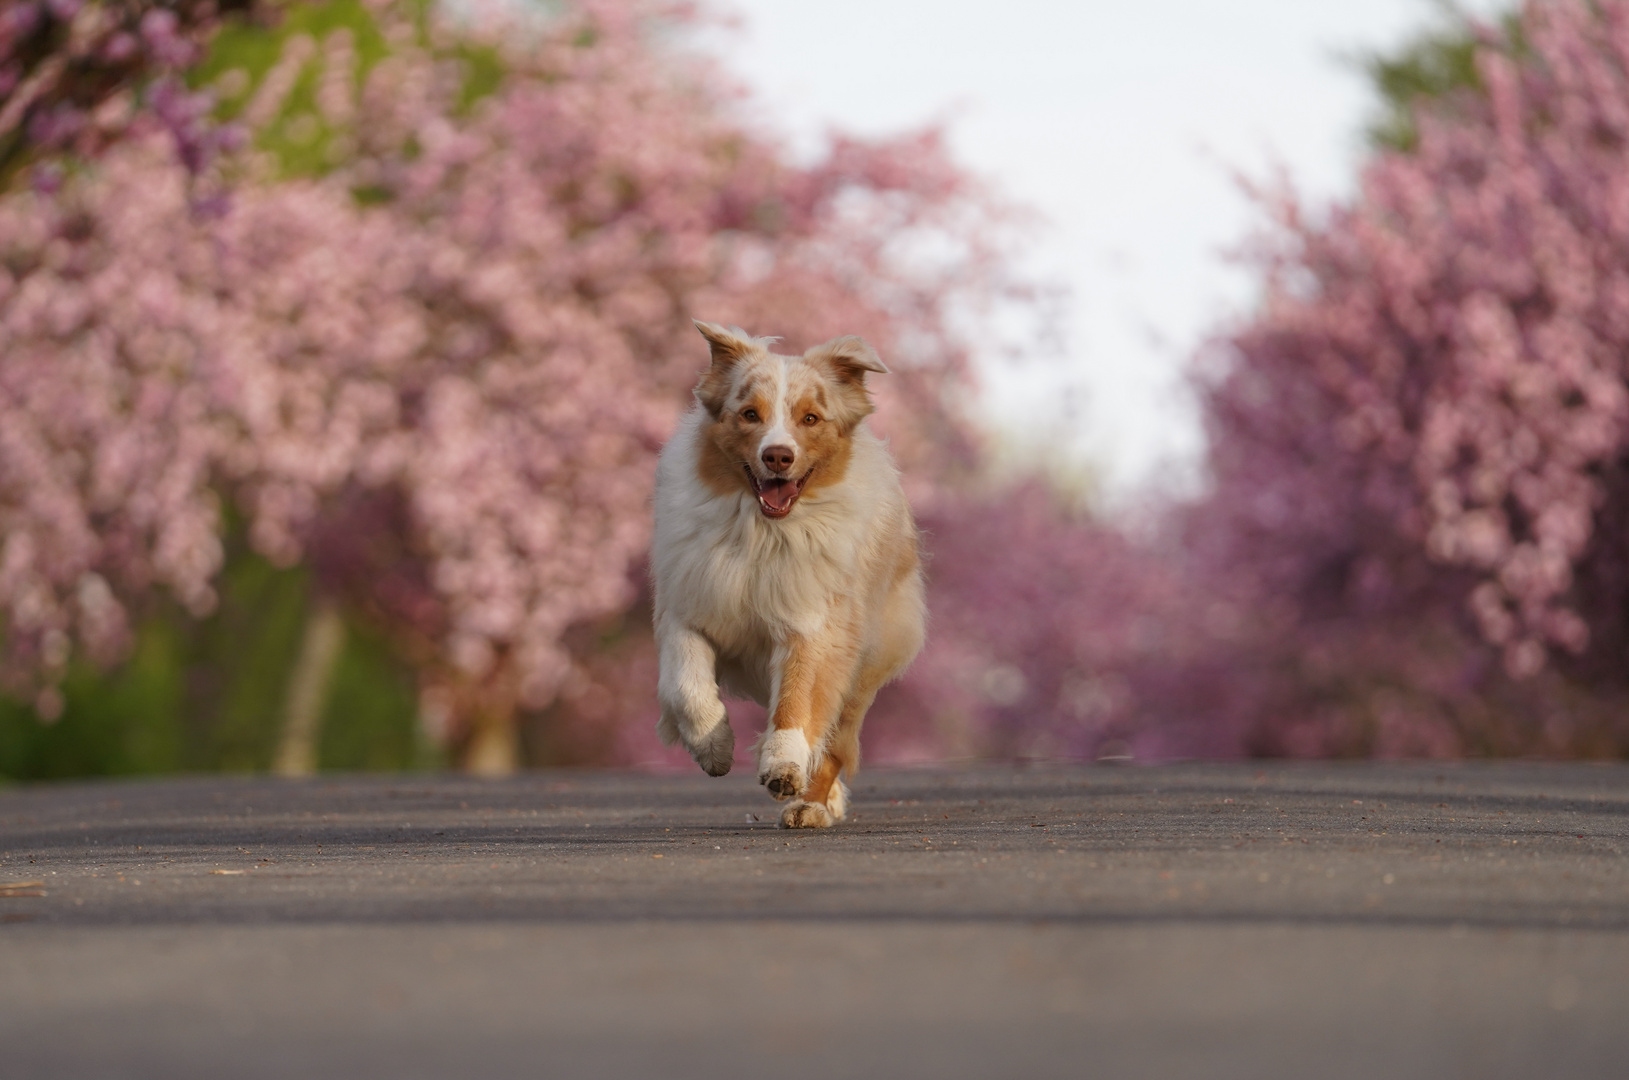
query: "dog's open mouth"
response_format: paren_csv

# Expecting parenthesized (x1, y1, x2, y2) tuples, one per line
(746, 465, 812, 518)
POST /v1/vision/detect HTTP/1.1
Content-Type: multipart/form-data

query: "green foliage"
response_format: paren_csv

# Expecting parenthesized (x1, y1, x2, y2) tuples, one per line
(192, 0, 394, 97)
(454, 40, 508, 114)
(318, 621, 438, 771)
(0, 547, 431, 781)
(193, 0, 393, 178)
(193, 0, 509, 180)
(184, 540, 312, 770)
(1361, 3, 1524, 151)
(0, 620, 186, 780)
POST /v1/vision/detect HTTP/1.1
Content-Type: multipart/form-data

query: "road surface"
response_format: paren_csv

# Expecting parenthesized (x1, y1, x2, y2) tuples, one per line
(2, 762, 1626, 1078)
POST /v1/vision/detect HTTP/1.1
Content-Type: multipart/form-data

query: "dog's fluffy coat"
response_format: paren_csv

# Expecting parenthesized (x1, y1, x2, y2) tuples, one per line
(651, 321, 925, 828)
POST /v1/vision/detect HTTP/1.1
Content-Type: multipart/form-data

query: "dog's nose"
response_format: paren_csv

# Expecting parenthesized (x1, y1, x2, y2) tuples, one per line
(761, 445, 796, 473)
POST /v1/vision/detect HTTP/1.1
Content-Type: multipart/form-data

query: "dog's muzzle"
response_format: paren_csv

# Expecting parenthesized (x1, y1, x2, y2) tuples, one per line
(746, 465, 812, 518)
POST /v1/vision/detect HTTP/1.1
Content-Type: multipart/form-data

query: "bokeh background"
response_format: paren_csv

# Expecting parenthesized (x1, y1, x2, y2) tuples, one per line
(4, 0, 1628, 781)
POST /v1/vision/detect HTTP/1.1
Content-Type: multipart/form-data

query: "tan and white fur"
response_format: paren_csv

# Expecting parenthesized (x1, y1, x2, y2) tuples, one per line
(652, 321, 925, 828)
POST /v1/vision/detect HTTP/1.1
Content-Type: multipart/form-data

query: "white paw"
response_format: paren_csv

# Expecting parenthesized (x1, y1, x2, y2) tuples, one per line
(761, 762, 804, 800)
(780, 800, 834, 828)
(779, 780, 847, 828)
(756, 729, 810, 800)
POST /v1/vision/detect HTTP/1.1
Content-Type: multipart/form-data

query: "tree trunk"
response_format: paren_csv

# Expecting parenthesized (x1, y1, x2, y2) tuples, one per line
(272, 598, 347, 777)
(460, 698, 520, 775)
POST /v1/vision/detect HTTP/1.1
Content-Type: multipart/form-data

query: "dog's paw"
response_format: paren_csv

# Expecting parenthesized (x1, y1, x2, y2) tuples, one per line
(780, 800, 834, 829)
(687, 720, 735, 777)
(759, 760, 805, 801)
(755, 728, 810, 800)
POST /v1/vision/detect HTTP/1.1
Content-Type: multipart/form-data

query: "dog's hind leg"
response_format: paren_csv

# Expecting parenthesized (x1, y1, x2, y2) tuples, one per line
(655, 622, 734, 776)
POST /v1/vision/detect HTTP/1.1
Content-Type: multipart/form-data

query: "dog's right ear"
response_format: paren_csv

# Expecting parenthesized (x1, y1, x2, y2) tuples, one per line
(693, 320, 755, 416)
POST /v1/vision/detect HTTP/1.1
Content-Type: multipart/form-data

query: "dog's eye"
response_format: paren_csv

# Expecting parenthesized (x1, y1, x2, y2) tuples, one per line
(802, 413, 820, 426)
(742, 409, 760, 422)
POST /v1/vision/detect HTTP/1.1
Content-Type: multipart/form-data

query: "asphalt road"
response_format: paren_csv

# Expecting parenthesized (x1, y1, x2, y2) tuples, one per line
(2, 762, 1626, 1079)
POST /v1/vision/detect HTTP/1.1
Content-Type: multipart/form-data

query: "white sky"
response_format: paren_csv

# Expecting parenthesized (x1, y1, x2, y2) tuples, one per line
(700, 0, 1508, 506)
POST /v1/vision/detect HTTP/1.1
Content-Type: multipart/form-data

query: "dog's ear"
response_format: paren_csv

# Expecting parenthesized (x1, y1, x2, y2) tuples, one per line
(693, 320, 757, 417)
(806, 335, 888, 384)
(806, 335, 887, 430)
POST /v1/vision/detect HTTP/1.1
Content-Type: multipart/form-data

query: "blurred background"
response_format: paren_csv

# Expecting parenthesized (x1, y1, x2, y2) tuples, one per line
(3, 0, 1627, 781)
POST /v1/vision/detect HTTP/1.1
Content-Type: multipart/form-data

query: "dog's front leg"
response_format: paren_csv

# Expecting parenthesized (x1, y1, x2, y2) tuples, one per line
(655, 622, 734, 776)
(758, 631, 853, 803)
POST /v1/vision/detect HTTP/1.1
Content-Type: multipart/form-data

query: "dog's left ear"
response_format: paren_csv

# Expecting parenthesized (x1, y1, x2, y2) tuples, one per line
(806, 335, 887, 430)
(805, 335, 889, 385)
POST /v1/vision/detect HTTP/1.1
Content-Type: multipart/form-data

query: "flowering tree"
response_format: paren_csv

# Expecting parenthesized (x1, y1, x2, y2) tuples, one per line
(0, 0, 1015, 770)
(1177, 0, 1629, 757)
(802, 0, 1629, 766)
(870, 485, 1203, 761)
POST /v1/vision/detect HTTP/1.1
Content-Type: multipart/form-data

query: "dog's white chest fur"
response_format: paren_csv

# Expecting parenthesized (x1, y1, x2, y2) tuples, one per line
(653, 408, 879, 651)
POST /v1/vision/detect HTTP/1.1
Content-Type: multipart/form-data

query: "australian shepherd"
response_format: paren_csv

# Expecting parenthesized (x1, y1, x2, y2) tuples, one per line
(651, 321, 926, 828)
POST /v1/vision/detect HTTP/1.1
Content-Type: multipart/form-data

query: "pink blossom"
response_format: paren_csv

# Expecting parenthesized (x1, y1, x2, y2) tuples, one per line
(0, 0, 1016, 763)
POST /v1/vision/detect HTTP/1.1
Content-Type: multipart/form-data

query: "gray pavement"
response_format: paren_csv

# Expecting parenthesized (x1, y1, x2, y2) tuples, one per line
(1, 762, 1626, 1078)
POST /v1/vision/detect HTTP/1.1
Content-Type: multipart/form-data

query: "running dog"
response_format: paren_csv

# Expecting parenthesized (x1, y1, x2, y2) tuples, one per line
(651, 321, 925, 828)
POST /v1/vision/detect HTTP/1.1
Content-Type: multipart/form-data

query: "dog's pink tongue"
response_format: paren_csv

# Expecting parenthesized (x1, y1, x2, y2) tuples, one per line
(759, 479, 798, 513)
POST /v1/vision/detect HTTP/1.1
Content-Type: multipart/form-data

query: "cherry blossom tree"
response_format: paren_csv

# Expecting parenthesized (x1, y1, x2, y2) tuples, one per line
(0, 0, 1017, 770)
(501, 0, 1629, 764)
(1178, 0, 1629, 757)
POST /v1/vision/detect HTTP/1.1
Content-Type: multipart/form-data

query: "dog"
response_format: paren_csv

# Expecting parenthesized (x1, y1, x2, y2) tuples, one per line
(651, 321, 926, 828)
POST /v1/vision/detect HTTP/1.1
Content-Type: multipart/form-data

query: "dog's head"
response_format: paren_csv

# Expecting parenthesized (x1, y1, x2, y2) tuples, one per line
(690, 320, 888, 519)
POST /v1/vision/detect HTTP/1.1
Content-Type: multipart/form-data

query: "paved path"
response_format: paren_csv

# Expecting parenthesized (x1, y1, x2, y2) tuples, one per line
(2, 762, 1626, 1078)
